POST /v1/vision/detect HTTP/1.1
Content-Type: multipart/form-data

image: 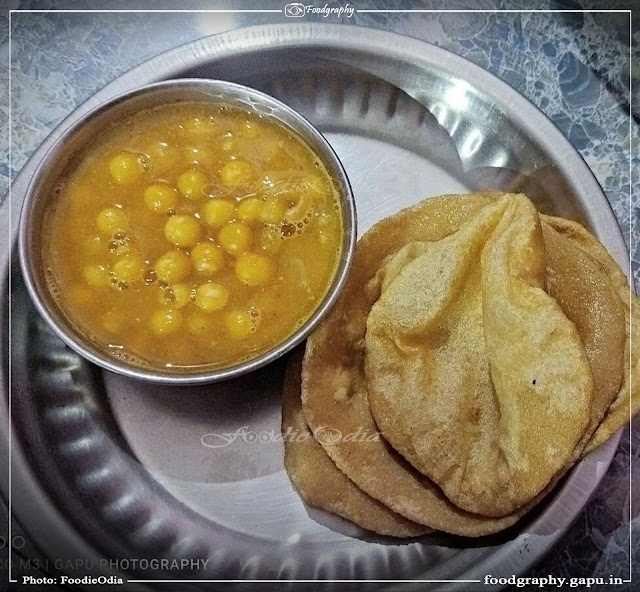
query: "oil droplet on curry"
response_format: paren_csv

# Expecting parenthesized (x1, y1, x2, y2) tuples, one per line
(44, 103, 344, 370)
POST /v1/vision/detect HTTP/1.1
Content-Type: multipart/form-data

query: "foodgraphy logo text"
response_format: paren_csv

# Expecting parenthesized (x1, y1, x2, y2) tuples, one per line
(284, 3, 355, 18)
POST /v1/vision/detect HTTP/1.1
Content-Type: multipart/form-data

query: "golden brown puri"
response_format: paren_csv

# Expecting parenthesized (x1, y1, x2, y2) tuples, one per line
(486, 218, 632, 515)
(365, 195, 593, 518)
(541, 219, 626, 456)
(301, 191, 637, 537)
(282, 348, 429, 538)
(302, 192, 526, 536)
(541, 216, 640, 454)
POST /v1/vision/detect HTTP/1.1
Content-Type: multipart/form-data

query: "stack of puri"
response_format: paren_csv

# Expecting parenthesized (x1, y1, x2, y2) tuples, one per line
(281, 192, 640, 537)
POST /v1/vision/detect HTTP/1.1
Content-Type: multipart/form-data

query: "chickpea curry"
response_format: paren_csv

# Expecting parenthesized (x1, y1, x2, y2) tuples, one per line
(43, 102, 344, 370)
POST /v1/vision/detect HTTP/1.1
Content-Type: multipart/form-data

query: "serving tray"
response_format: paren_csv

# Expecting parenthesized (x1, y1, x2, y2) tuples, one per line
(0, 24, 628, 590)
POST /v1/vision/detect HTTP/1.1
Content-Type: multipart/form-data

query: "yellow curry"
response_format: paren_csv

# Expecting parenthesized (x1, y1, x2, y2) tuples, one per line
(43, 102, 343, 370)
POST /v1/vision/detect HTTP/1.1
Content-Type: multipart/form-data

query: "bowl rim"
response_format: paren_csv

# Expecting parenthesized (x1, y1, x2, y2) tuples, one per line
(18, 77, 357, 385)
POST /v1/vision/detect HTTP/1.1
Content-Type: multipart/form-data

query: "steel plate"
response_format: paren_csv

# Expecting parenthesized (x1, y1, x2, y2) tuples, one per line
(0, 24, 628, 590)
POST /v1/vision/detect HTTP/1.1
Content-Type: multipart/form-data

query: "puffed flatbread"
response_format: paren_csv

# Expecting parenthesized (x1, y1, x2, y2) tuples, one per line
(301, 192, 637, 534)
(302, 193, 525, 536)
(282, 348, 429, 538)
(365, 195, 594, 517)
(542, 216, 639, 453)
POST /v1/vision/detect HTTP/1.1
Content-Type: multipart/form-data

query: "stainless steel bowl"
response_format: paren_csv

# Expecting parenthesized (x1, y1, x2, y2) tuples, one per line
(18, 79, 356, 384)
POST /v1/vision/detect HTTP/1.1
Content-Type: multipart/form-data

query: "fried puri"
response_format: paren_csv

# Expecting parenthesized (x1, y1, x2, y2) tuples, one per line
(301, 193, 526, 536)
(365, 195, 593, 517)
(290, 191, 637, 536)
(542, 216, 639, 453)
(282, 347, 429, 538)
